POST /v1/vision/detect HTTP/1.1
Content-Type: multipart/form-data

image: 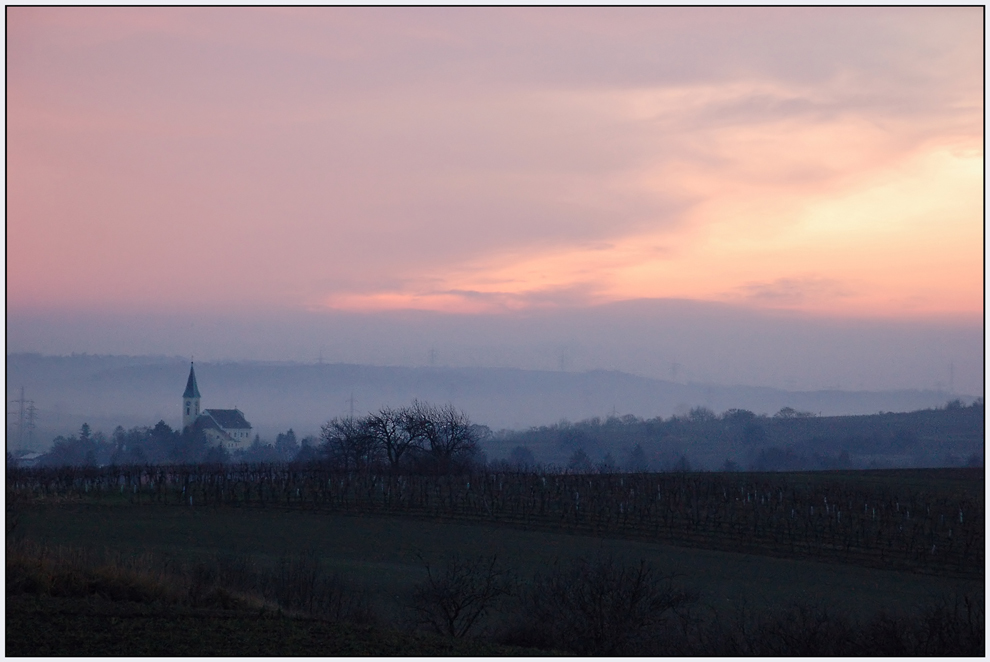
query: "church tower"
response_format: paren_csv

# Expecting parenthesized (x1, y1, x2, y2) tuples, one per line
(182, 362, 201, 431)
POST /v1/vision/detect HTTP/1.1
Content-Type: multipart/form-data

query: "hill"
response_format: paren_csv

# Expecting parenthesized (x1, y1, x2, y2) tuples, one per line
(6, 353, 976, 451)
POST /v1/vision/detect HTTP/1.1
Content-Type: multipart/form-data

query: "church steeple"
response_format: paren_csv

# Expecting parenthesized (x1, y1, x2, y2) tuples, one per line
(182, 362, 201, 430)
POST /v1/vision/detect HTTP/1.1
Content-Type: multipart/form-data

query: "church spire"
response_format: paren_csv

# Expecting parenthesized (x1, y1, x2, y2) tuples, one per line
(182, 362, 201, 430)
(183, 362, 201, 398)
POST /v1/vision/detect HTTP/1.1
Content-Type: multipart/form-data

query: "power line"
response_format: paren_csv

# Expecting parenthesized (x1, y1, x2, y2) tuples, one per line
(24, 401, 37, 445)
(7, 387, 36, 450)
(9, 386, 28, 448)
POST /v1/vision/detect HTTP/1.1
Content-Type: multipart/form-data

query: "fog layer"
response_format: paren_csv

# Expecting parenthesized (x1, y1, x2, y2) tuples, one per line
(8, 299, 982, 395)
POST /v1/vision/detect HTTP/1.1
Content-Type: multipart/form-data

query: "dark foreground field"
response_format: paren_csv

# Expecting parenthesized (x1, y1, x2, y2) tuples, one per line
(7, 595, 545, 656)
(7, 468, 984, 655)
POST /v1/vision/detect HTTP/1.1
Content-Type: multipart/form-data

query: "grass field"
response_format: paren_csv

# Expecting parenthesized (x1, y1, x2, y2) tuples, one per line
(6, 594, 547, 656)
(10, 500, 980, 622)
(7, 467, 984, 654)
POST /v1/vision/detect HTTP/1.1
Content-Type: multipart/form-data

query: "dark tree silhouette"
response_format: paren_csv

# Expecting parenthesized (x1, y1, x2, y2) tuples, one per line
(514, 555, 696, 654)
(275, 429, 299, 461)
(509, 445, 536, 470)
(412, 553, 512, 638)
(568, 448, 593, 473)
(366, 406, 420, 470)
(321, 416, 380, 471)
(625, 444, 649, 472)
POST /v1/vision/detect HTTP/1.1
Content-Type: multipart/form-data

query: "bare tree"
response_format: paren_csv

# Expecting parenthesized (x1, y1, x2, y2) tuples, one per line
(517, 554, 697, 654)
(366, 406, 421, 471)
(411, 553, 513, 638)
(406, 401, 479, 473)
(320, 416, 381, 471)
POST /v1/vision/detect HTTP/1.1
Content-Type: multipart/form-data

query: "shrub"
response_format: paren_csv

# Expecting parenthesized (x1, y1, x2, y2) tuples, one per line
(411, 553, 512, 638)
(504, 554, 696, 654)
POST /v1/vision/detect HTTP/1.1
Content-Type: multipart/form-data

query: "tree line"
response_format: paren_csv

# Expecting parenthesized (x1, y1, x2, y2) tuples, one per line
(15, 421, 317, 468)
(12, 400, 487, 474)
(13, 398, 983, 473)
(320, 401, 485, 474)
(492, 400, 984, 472)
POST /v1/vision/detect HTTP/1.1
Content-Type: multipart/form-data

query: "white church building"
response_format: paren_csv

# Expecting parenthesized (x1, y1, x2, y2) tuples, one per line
(182, 363, 253, 449)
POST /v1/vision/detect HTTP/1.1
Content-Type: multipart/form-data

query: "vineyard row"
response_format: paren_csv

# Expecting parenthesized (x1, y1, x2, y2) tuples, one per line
(8, 466, 983, 579)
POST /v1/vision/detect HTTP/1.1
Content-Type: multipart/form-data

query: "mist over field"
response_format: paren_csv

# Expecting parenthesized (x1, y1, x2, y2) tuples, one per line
(9, 299, 981, 451)
(8, 298, 982, 392)
(6, 346, 977, 457)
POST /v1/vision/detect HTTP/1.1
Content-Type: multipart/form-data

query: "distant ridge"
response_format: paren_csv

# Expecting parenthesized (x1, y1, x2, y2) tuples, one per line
(6, 353, 972, 443)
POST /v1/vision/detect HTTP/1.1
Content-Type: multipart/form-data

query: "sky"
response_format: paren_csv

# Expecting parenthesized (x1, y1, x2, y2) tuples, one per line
(6, 7, 985, 396)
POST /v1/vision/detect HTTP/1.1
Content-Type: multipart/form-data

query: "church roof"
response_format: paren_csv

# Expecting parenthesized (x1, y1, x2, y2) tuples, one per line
(183, 363, 201, 399)
(203, 408, 251, 430)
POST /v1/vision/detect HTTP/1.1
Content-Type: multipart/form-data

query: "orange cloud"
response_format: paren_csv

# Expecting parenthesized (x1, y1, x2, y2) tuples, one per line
(7, 8, 982, 321)
(324, 111, 981, 318)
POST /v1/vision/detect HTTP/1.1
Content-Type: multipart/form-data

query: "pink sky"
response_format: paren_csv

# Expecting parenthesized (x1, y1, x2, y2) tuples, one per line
(7, 7, 984, 320)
